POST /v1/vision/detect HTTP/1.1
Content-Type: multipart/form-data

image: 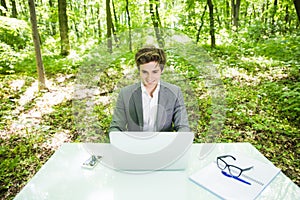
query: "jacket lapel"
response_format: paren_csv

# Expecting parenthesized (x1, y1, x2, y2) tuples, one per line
(131, 84, 143, 130)
(157, 83, 169, 131)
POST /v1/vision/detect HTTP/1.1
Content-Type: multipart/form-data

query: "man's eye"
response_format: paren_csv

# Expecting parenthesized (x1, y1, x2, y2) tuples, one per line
(153, 71, 158, 73)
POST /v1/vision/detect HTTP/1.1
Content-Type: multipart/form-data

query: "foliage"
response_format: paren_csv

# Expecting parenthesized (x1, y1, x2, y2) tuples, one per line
(0, 47, 80, 78)
(41, 101, 76, 133)
(0, 131, 50, 200)
(0, 43, 29, 75)
(0, 17, 31, 50)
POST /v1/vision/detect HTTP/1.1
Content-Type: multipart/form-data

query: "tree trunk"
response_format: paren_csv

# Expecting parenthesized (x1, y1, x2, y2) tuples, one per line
(0, 0, 7, 16)
(11, 0, 18, 18)
(284, 5, 289, 33)
(196, 4, 207, 44)
(254, 4, 257, 18)
(155, 0, 162, 27)
(83, 0, 87, 27)
(149, 0, 164, 48)
(249, 3, 255, 26)
(294, 0, 300, 22)
(28, 0, 46, 90)
(231, 0, 235, 26)
(264, 1, 270, 26)
(125, 0, 132, 52)
(260, 2, 264, 21)
(112, 0, 118, 32)
(97, 5, 102, 41)
(58, 0, 70, 56)
(225, 0, 230, 29)
(215, 6, 221, 28)
(231, 0, 241, 30)
(106, 0, 113, 53)
(271, 0, 278, 31)
(49, 0, 57, 36)
(111, 19, 118, 44)
(207, 0, 215, 48)
(244, 1, 249, 18)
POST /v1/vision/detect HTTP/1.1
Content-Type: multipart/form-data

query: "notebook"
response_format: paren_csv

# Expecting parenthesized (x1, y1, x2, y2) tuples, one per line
(108, 131, 194, 171)
(189, 151, 281, 200)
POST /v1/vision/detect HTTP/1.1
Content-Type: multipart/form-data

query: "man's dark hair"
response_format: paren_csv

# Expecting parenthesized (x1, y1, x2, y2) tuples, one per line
(135, 45, 166, 71)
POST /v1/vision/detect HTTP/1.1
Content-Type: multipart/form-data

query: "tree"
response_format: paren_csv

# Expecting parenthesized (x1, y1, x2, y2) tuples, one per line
(28, 0, 46, 90)
(271, 0, 278, 25)
(112, 0, 118, 32)
(106, 0, 113, 53)
(125, 0, 132, 51)
(231, 0, 241, 30)
(0, 0, 7, 16)
(111, 0, 119, 44)
(58, 0, 70, 56)
(224, 0, 230, 28)
(196, 4, 207, 44)
(207, 0, 215, 48)
(149, 0, 164, 48)
(11, 0, 18, 18)
(96, 2, 102, 41)
(294, 0, 300, 22)
(49, 0, 57, 36)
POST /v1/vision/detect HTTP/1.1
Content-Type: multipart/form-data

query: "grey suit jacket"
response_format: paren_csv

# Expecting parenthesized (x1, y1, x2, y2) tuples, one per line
(109, 81, 190, 132)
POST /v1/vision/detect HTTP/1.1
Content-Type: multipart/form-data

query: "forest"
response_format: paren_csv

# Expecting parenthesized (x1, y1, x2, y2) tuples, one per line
(0, 0, 300, 199)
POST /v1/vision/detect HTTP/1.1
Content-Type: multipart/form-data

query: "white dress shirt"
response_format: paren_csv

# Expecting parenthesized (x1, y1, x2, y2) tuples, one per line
(141, 82, 160, 132)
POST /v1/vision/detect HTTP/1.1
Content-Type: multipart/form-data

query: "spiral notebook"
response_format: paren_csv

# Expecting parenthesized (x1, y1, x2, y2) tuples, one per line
(189, 152, 281, 200)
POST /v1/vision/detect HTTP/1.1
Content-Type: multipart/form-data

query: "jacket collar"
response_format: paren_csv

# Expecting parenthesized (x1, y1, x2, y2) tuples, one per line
(131, 81, 170, 131)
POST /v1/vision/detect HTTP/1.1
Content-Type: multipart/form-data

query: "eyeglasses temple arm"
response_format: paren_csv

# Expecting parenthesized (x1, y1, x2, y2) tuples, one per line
(243, 166, 254, 171)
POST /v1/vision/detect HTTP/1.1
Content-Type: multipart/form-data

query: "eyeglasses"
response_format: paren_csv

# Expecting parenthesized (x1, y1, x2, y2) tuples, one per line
(216, 155, 253, 177)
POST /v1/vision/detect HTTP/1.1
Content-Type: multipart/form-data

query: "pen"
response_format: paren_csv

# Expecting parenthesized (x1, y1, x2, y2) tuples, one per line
(221, 171, 251, 185)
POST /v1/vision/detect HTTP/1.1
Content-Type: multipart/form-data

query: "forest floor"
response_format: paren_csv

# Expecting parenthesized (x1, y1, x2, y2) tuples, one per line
(1, 75, 74, 148)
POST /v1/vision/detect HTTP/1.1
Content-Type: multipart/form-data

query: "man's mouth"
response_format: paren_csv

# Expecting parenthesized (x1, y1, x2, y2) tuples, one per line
(146, 80, 155, 84)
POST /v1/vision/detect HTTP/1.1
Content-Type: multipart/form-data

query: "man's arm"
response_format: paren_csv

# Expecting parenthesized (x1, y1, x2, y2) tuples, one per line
(109, 89, 127, 132)
(173, 88, 190, 132)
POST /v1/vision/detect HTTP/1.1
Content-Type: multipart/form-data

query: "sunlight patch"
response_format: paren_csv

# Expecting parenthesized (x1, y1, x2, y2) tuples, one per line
(43, 130, 72, 150)
(8, 76, 74, 136)
(9, 79, 25, 91)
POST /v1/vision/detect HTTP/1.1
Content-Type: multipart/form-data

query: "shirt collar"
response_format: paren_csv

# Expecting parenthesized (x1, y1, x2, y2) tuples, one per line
(141, 81, 160, 95)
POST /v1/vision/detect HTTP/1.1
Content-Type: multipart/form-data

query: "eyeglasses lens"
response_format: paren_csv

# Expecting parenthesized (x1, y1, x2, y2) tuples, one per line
(228, 166, 242, 177)
(217, 159, 227, 170)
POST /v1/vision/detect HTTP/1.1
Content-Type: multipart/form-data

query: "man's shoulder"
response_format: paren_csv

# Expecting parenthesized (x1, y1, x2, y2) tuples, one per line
(120, 82, 141, 93)
(160, 81, 180, 91)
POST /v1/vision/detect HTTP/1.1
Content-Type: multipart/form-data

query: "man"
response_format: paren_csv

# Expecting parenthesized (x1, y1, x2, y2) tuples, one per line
(109, 45, 190, 132)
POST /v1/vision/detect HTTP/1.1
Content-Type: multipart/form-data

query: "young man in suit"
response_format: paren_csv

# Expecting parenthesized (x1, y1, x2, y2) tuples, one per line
(109, 46, 190, 132)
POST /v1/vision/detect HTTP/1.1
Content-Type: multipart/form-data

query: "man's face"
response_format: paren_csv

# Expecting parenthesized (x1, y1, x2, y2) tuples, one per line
(139, 61, 162, 89)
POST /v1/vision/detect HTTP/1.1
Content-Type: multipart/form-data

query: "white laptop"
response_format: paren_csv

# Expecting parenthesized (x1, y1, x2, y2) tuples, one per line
(106, 131, 194, 172)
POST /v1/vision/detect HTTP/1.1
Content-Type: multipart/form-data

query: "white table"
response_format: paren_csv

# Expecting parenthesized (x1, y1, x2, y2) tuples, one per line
(14, 143, 300, 200)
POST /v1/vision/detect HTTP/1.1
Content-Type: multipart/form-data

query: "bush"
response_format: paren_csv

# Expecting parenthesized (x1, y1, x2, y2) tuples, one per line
(0, 16, 31, 50)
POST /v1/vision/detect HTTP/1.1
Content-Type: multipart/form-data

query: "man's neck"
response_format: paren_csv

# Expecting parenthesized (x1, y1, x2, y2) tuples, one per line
(141, 82, 160, 98)
(147, 84, 158, 97)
